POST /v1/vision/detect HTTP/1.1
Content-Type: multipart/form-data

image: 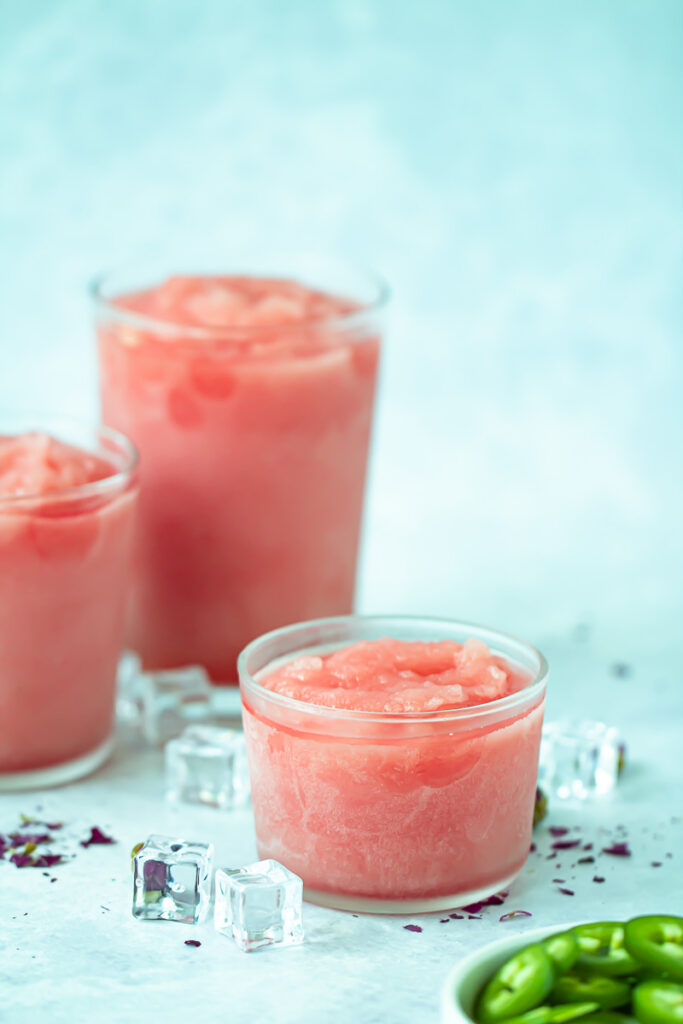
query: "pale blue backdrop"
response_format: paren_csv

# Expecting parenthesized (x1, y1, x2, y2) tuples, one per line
(1, 0, 681, 659)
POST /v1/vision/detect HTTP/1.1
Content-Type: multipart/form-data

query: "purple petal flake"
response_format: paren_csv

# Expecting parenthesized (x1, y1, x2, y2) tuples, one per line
(184, 939, 201, 947)
(578, 856, 595, 864)
(593, 876, 605, 883)
(552, 840, 581, 850)
(461, 901, 484, 913)
(529, 843, 537, 852)
(601, 842, 631, 857)
(500, 910, 532, 921)
(403, 924, 422, 933)
(549, 826, 569, 837)
(9, 833, 52, 846)
(558, 887, 575, 896)
(552, 878, 565, 883)
(34, 854, 64, 868)
(651, 861, 662, 868)
(10, 854, 34, 868)
(483, 895, 506, 907)
(449, 913, 464, 919)
(80, 827, 116, 848)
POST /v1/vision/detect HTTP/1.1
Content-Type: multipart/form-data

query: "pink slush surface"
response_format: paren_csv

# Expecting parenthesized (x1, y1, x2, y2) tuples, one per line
(99, 275, 379, 681)
(259, 637, 528, 712)
(0, 432, 114, 498)
(0, 434, 136, 772)
(245, 638, 543, 901)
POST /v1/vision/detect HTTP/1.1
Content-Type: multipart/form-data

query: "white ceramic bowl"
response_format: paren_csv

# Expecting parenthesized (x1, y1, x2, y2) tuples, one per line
(441, 922, 582, 1024)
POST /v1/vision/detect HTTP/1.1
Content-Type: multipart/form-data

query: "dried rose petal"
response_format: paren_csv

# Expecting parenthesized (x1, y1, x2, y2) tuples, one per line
(10, 853, 34, 868)
(529, 843, 537, 853)
(184, 939, 201, 947)
(483, 895, 505, 906)
(461, 901, 484, 913)
(552, 840, 581, 850)
(500, 910, 532, 921)
(8, 832, 52, 846)
(651, 861, 662, 868)
(558, 887, 575, 896)
(449, 913, 464, 920)
(34, 854, 64, 868)
(601, 842, 631, 857)
(578, 856, 595, 864)
(80, 827, 116, 848)
(549, 826, 569, 837)
(403, 924, 422, 933)
(593, 876, 605, 883)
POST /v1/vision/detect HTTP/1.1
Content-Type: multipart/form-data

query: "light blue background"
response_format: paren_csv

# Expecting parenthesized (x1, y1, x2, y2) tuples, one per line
(1, 0, 681, 654)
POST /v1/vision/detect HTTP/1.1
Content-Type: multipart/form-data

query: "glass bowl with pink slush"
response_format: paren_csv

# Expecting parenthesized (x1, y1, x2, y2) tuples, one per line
(92, 260, 386, 683)
(0, 418, 138, 789)
(238, 615, 548, 913)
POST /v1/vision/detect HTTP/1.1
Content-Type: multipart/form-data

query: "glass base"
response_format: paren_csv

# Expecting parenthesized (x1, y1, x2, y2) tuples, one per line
(303, 870, 520, 915)
(0, 735, 114, 792)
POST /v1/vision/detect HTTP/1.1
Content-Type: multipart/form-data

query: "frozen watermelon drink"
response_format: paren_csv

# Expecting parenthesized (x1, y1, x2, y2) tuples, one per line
(92, 261, 385, 682)
(0, 419, 138, 789)
(238, 616, 548, 913)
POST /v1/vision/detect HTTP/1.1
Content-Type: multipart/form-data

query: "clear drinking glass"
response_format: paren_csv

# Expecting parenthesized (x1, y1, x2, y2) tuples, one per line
(0, 416, 138, 789)
(238, 615, 548, 913)
(91, 258, 387, 684)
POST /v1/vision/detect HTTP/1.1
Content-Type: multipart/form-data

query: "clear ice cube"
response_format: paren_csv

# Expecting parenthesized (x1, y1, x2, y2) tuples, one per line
(116, 650, 143, 723)
(140, 666, 213, 745)
(538, 719, 623, 800)
(165, 725, 250, 809)
(214, 859, 304, 952)
(132, 834, 213, 923)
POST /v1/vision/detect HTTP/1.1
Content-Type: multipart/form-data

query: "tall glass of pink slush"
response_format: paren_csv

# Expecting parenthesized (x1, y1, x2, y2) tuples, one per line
(92, 260, 386, 683)
(0, 417, 138, 790)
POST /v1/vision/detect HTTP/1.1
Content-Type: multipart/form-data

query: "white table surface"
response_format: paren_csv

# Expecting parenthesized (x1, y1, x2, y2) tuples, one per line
(2, 630, 682, 1024)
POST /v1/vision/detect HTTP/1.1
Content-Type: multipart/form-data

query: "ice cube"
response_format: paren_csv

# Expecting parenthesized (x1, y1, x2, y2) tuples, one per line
(140, 666, 212, 745)
(538, 719, 623, 800)
(165, 725, 250, 809)
(116, 650, 143, 723)
(214, 859, 304, 952)
(132, 834, 213, 924)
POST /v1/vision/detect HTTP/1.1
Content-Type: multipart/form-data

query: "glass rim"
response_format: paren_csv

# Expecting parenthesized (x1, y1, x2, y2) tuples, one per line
(0, 413, 139, 508)
(88, 258, 390, 342)
(238, 614, 549, 724)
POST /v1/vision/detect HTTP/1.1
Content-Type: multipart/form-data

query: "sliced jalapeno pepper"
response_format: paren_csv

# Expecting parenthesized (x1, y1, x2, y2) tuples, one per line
(502, 1003, 600, 1024)
(550, 974, 632, 1009)
(581, 1013, 631, 1024)
(625, 917, 683, 982)
(633, 980, 683, 1024)
(477, 945, 556, 1024)
(543, 932, 580, 975)
(572, 922, 640, 977)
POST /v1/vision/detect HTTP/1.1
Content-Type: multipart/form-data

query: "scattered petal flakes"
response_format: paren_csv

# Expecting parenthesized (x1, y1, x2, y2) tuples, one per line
(593, 876, 606, 883)
(500, 910, 532, 921)
(403, 924, 422, 933)
(549, 827, 569, 837)
(558, 887, 575, 896)
(184, 940, 201, 947)
(552, 840, 581, 850)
